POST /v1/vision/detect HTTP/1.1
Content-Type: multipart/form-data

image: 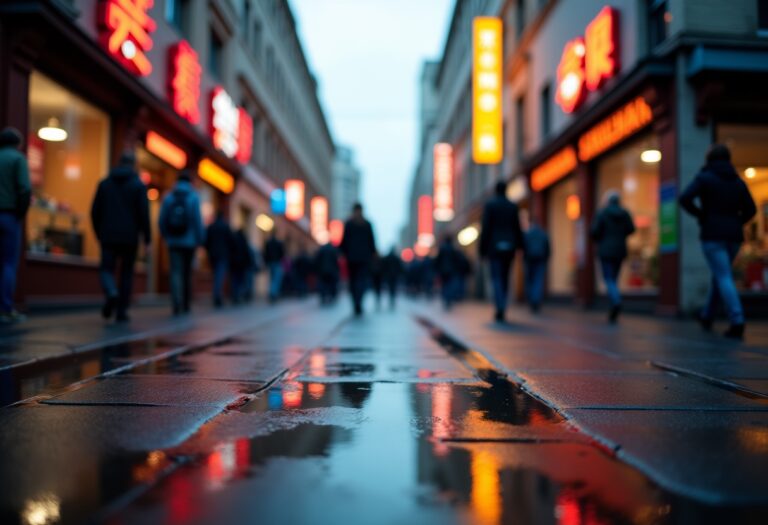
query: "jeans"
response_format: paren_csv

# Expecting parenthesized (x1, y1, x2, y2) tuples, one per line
(600, 257, 623, 307)
(348, 262, 370, 313)
(525, 259, 547, 308)
(0, 212, 21, 313)
(489, 253, 514, 314)
(99, 243, 137, 315)
(170, 248, 195, 313)
(701, 241, 744, 325)
(441, 274, 461, 309)
(230, 269, 246, 303)
(268, 262, 283, 300)
(211, 259, 228, 305)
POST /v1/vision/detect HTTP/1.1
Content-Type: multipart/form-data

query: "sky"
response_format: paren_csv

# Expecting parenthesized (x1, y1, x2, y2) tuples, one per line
(290, 0, 454, 250)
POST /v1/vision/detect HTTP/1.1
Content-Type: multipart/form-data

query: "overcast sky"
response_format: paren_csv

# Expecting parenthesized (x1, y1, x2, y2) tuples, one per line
(290, 0, 454, 250)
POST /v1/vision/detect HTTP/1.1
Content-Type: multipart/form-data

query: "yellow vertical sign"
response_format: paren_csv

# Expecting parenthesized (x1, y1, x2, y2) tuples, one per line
(473, 17, 503, 165)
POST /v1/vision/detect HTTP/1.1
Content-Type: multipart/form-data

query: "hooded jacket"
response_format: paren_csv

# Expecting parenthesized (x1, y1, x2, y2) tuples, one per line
(90, 165, 150, 245)
(0, 144, 31, 216)
(590, 203, 635, 260)
(159, 180, 204, 249)
(679, 159, 757, 243)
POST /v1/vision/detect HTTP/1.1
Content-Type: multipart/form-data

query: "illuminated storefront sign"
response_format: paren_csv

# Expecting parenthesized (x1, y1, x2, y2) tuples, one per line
(97, 0, 156, 77)
(236, 108, 253, 164)
(285, 179, 305, 221)
(168, 40, 201, 124)
(472, 17, 503, 164)
(566, 195, 581, 220)
(433, 143, 454, 222)
(417, 195, 434, 246)
(555, 6, 621, 114)
(329, 219, 344, 247)
(210, 87, 253, 164)
(198, 158, 234, 194)
(310, 196, 329, 243)
(578, 96, 652, 162)
(145, 131, 187, 169)
(270, 189, 286, 214)
(531, 146, 578, 191)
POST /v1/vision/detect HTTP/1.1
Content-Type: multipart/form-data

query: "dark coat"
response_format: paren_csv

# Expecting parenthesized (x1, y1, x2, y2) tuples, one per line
(479, 195, 524, 258)
(91, 165, 150, 246)
(205, 217, 233, 263)
(340, 217, 376, 264)
(679, 160, 757, 243)
(263, 237, 285, 264)
(435, 241, 459, 277)
(230, 230, 255, 271)
(314, 244, 340, 277)
(380, 253, 403, 282)
(590, 203, 635, 260)
(0, 144, 31, 216)
(525, 225, 551, 262)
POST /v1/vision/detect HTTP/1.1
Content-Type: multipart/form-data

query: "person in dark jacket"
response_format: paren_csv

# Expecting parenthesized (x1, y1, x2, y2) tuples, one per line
(205, 212, 234, 307)
(380, 248, 403, 308)
(90, 152, 150, 322)
(524, 220, 550, 313)
(314, 242, 340, 304)
(480, 181, 524, 322)
(292, 247, 312, 298)
(456, 249, 472, 301)
(370, 254, 384, 308)
(436, 235, 461, 310)
(590, 190, 635, 323)
(230, 228, 255, 304)
(159, 170, 204, 315)
(264, 232, 285, 303)
(0, 127, 31, 323)
(340, 203, 377, 316)
(680, 144, 757, 339)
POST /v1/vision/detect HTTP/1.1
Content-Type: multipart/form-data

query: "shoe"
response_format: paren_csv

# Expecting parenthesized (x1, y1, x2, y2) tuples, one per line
(102, 296, 118, 319)
(0, 310, 25, 324)
(696, 313, 713, 332)
(494, 309, 504, 323)
(724, 324, 744, 340)
(609, 304, 621, 324)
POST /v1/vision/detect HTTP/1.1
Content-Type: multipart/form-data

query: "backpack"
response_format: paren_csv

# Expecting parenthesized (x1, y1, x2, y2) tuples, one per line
(165, 191, 189, 236)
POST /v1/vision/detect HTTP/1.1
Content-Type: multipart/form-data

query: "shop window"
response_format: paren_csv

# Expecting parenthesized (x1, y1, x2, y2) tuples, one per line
(548, 177, 578, 294)
(209, 29, 225, 79)
(718, 124, 768, 291)
(595, 134, 660, 293)
(27, 72, 110, 262)
(166, 0, 190, 37)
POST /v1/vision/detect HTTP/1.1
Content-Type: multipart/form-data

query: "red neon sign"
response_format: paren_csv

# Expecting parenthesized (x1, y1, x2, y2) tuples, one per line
(417, 195, 434, 245)
(433, 143, 454, 222)
(555, 6, 621, 114)
(329, 220, 344, 247)
(168, 40, 201, 124)
(97, 0, 156, 77)
(236, 108, 253, 164)
(285, 180, 305, 221)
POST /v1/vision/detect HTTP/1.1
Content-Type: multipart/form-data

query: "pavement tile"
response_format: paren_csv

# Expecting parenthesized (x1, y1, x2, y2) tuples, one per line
(732, 379, 768, 395)
(654, 359, 768, 380)
(476, 345, 650, 373)
(128, 353, 294, 382)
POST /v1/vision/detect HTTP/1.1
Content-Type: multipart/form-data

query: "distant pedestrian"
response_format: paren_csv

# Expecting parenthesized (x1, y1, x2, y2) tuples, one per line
(480, 181, 524, 323)
(0, 127, 31, 323)
(244, 244, 262, 302)
(264, 232, 285, 303)
(524, 220, 550, 313)
(340, 203, 377, 316)
(205, 211, 233, 307)
(680, 144, 757, 339)
(314, 242, 340, 305)
(90, 152, 150, 323)
(159, 170, 204, 315)
(230, 228, 255, 303)
(590, 190, 635, 324)
(380, 248, 403, 308)
(436, 235, 461, 310)
(455, 250, 471, 301)
(371, 254, 384, 308)
(292, 247, 312, 298)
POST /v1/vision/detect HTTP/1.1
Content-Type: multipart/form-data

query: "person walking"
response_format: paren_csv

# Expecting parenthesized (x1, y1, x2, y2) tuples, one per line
(524, 219, 550, 313)
(264, 232, 285, 303)
(680, 144, 757, 339)
(292, 247, 312, 298)
(370, 254, 384, 308)
(204, 211, 233, 308)
(230, 228, 254, 304)
(479, 181, 524, 323)
(90, 152, 150, 322)
(314, 242, 340, 305)
(0, 127, 31, 323)
(380, 248, 403, 309)
(159, 170, 204, 315)
(436, 235, 461, 310)
(340, 203, 377, 316)
(590, 190, 635, 324)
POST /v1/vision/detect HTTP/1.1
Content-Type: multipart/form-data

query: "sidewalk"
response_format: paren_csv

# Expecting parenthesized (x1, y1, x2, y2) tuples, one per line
(416, 301, 768, 505)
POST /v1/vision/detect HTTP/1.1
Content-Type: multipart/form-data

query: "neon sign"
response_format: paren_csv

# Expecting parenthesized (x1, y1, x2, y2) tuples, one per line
(531, 146, 578, 192)
(472, 17, 503, 164)
(210, 87, 253, 164)
(417, 195, 434, 247)
(168, 40, 201, 124)
(97, 0, 156, 77)
(433, 143, 454, 222)
(310, 197, 329, 243)
(578, 96, 652, 162)
(285, 180, 305, 221)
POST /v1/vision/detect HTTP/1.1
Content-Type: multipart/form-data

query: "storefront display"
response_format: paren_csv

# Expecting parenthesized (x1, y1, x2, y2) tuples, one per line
(548, 177, 578, 294)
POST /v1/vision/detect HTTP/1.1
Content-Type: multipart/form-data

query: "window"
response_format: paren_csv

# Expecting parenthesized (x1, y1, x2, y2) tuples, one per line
(540, 84, 551, 140)
(166, 0, 189, 36)
(516, 0, 525, 39)
(648, 0, 670, 48)
(241, 0, 250, 41)
(516, 95, 525, 160)
(759, 0, 768, 32)
(209, 29, 224, 79)
(253, 20, 263, 61)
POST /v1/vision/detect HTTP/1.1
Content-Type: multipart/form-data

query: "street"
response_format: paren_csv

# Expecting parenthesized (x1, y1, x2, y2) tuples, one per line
(2, 299, 768, 524)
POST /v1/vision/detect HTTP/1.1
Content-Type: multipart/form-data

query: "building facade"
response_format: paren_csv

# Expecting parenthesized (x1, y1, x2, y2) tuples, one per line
(0, 0, 334, 307)
(410, 0, 768, 315)
(331, 145, 361, 221)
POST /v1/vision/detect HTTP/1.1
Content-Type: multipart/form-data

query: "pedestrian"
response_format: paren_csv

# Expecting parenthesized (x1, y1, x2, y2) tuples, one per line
(340, 203, 377, 316)
(524, 219, 551, 313)
(436, 235, 461, 310)
(371, 254, 384, 308)
(205, 211, 233, 308)
(244, 243, 262, 302)
(455, 249, 471, 301)
(159, 170, 204, 315)
(380, 248, 403, 309)
(0, 127, 31, 323)
(264, 232, 285, 303)
(314, 242, 340, 305)
(90, 152, 150, 322)
(479, 181, 524, 323)
(292, 247, 312, 298)
(679, 143, 757, 339)
(230, 228, 254, 304)
(590, 190, 635, 324)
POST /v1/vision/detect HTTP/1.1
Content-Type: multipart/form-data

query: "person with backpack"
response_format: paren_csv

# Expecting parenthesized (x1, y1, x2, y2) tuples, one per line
(90, 152, 150, 322)
(159, 170, 204, 315)
(679, 144, 757, 339)
(524, 219, 551, 313)
(204, 211, 234, 307)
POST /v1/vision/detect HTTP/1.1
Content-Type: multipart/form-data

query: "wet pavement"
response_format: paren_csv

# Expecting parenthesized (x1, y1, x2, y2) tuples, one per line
(1, 299, 768, 524)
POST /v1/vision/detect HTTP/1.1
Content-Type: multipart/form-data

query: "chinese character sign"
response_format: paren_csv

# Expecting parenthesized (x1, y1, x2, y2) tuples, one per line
(555, 38, 586, 114)
(236, 108, 253, 164)
(472, 17, 503, 165)
(97, 0, 156, 77)
(433, 143, 454, 222)
(417, 195, 434, 246)
(168, 40, 201, 124)
(210, 87, 239, 158)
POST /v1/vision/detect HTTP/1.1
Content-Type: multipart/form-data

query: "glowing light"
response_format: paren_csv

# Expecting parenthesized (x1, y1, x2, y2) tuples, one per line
(146, 130, 187, 169)
(578, 96, 653, 162)
(532, 147, 578, 191)
(308, 383, 326, 399)
(745, 167, 757, 179)
(285, 179, 305, 221)
(506, 177, 529, 203)
(555, 39, 587, 114)
(640, 149, 662, 163)
(432, 384, 452, 456)
(140, 170, 152, 185)
(585, 7, 620, 91)
(236, 107, 253, 164)
(37, 118, 67, 142)
(147, 188, 159, 201)
(433, 143, 454, 222)
(282, 382, 303, 409)
(121, 39, 137, 59)
(470, 451, 501, 525)
(329, 219, 344, 246)
(414, 243, 430, 257)
(270, 189, 286, 214)
(418, 195, 434, 241)
(168, 40, 202, 124)
(401, 247, 414, 263)
(458, 226, 480, 247)
(255, 213, 274, 232)
(566, 195, 581, 221)
(210, 87, 239, 158)
(21, 493, 60, 525)
(472, 17, 503, 164)
(198, 158, 234, 194)
(310, 196, 329, 243)
(97, 0, 156, 77)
